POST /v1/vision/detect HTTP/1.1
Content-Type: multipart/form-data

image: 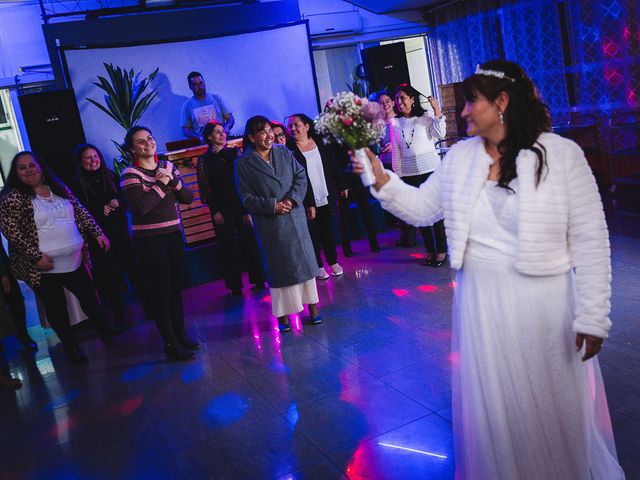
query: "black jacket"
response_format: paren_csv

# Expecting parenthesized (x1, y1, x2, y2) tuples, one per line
(288, 139, 346, 211)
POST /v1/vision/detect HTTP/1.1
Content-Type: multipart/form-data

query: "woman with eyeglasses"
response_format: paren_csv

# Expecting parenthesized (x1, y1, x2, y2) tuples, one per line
(236, 116, 321, 332)
(270, 121, 288, 145)
(120, 126, 197, 361)
(391, 84, 448, 267)
(286, 113, 347, 280)
(197, 121, 265, 295)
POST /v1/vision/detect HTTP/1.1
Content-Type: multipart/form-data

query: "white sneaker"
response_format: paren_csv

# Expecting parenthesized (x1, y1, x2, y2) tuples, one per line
(330, 263, 344, 276)
(316, 267, 330, 280)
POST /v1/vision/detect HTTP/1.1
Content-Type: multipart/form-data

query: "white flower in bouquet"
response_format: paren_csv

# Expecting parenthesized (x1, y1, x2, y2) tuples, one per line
(315, 92, 387, 149)
(315, 92, 387, 186)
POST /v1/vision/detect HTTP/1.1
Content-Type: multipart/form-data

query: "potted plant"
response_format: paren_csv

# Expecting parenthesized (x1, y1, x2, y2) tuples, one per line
(86, 63, 159, 175)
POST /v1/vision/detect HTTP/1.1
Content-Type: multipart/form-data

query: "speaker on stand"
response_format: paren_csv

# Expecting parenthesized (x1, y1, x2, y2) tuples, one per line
(18, 89, 85, 183)
(362, 43, 411, 94)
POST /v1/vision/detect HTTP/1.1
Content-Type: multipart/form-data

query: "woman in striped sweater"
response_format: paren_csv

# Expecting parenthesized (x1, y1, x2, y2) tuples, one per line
(120, 126, 196, 361)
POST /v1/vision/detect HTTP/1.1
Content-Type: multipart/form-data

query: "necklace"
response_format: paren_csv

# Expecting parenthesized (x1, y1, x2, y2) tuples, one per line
(400, 117, 416, 149)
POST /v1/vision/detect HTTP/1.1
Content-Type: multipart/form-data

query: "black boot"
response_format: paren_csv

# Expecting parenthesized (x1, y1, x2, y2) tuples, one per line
(164, 341, 196, 361)
(63, 342, 88, 365)
(177, 331, 200, 351)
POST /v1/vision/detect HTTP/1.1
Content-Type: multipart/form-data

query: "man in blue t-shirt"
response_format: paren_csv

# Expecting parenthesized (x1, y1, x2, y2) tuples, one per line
(180, 71, 235, 140)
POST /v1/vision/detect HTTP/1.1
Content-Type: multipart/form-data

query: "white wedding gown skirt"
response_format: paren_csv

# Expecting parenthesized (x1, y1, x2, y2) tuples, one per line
(451, 184, 624, 479)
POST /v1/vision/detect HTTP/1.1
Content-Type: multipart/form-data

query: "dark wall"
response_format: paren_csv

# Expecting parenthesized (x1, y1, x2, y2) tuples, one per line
(43, 0, 301, 88)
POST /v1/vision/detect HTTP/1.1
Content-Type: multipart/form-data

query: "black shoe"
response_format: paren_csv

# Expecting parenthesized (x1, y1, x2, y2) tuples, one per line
(178, 334, 200, 351)
(64, 345, 89, 365)
(370, 244, 380, 253)
(343, 246, 354, 258)
(164, 343, 196, 361)
(431, 254, 448, 268)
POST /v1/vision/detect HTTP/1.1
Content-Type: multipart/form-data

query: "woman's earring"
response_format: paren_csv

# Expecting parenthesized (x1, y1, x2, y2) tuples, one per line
(498, 111, 504, 125)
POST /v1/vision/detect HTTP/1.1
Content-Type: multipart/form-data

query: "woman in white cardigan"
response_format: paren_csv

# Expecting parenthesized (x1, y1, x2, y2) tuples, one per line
(354, 60, 624, 479)
(390, 84, 448, 266)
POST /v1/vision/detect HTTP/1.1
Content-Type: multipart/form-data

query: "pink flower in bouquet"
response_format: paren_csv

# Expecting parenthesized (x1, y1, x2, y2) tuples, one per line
(340, 115, 354, 126)
(355, 97, 363, 106)
(361, 100, 384, 123)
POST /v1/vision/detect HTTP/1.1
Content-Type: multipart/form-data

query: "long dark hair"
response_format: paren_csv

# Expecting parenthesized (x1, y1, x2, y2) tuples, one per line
(242, 115, 271, 149)
(122, 126, 153, 163)
(73, 143, 117, 199)
(202, 120, 224, 149)
(463, 60, 551, 189)
(286, 113, 317, 142)
(1, 151, 71, 199)
(394, 84, 426, 118)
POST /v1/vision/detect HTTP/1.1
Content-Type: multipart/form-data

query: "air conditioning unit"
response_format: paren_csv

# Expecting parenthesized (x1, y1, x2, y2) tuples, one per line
(306, 11, 362, 37)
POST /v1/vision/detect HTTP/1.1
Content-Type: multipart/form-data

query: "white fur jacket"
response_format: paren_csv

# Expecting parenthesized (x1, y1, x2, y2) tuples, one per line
(372, 132, 612, 338)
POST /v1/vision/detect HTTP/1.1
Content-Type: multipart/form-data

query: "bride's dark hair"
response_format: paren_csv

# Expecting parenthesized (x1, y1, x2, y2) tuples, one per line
(463, 60, 552, 190)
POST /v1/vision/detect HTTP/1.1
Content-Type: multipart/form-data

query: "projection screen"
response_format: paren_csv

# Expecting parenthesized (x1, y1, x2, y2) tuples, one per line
(62, 22, 319, 165)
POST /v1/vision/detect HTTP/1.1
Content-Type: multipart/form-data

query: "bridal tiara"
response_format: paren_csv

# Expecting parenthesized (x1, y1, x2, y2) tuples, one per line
(475, 65, 516, 82)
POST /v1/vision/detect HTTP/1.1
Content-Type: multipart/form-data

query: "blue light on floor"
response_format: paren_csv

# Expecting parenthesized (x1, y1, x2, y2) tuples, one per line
(122, 362, 155, 382)
(181, 363, 205, 383)
(201, 393, 249, 428)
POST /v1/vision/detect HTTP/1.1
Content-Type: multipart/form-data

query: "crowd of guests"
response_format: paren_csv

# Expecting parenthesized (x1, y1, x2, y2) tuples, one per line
(0, 78, 449, 371)
(0, 60, 626, 480)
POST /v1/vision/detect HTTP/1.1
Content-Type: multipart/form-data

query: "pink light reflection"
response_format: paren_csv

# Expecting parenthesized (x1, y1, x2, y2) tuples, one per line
(106, 394, 144, 419)
(262, 295, 271, 303)
(448, 351, 460, 367)
(392, 288, 409, 297)
(410, 253, 425, 259)
(449, 281, 457, 289)
(417, 284, 438, 293)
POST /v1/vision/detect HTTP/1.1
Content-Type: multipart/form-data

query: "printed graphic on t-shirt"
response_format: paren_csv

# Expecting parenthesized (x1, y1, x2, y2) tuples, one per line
(193, 104, 220, 128)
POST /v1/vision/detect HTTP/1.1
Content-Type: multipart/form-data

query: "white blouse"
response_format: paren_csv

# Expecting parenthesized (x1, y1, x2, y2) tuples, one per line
(32, 192, 84, 274)
(390, 114, 446, 177)
(302, 146, 329, 207)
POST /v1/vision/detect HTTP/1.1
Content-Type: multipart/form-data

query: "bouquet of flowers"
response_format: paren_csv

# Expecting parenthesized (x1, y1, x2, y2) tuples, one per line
(315, 91, 387, 186)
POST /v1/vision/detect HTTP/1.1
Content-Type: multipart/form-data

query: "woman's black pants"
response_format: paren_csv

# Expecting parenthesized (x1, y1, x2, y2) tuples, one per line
(338, 173, 379, 251)
(135, 232, 188, 346)
(398, 172, 447, 254)
(32, 265, 109, 348)
(213, 210, 265, 291)
(307, 205, 338, 267)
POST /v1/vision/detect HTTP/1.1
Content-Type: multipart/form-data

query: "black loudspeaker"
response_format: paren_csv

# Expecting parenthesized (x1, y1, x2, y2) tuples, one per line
(18, 90, 85, 183)
(362, 43, 411, 93)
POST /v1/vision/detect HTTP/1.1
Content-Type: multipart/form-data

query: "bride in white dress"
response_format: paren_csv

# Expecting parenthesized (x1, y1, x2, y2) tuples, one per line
(353, 60, 625, 479)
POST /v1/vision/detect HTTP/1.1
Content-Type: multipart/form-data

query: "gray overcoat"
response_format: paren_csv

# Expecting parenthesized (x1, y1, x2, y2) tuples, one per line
(235, 144, 317, 288)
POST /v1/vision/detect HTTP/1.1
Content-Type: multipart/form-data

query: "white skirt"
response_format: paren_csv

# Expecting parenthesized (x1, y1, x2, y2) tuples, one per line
(452, 256, 624, 480)
(270, 278, 318, 317)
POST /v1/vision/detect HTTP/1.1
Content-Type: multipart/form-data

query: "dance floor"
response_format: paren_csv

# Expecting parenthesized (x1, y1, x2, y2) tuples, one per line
(1, 226, 639, 479)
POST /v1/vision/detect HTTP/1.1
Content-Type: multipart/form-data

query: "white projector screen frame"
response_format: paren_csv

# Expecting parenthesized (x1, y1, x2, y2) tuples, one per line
(62, 21, 320, 165)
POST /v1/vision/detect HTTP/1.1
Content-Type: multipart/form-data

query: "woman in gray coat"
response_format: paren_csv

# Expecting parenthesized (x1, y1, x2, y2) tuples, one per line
(236, 116, 322, 332)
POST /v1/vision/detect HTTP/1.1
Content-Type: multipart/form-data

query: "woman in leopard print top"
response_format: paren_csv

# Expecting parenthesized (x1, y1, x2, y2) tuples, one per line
(0, 152, 123, 364)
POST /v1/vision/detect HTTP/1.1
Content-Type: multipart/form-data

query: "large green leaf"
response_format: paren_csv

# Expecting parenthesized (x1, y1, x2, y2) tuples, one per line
(86, 63, 160, 132)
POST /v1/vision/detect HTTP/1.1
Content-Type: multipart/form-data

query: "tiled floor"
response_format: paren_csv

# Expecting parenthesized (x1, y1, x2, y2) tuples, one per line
(0, 226, 639, 479)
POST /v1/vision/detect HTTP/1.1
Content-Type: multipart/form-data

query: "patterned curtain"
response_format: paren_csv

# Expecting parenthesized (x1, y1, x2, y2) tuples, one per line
(569, 0, 640, 113)
(429, 0, 569, 121)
